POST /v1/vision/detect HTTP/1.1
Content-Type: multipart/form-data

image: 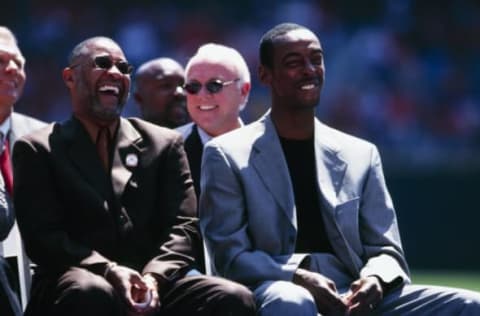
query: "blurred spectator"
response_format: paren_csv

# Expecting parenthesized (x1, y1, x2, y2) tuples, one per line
(134, 57, 190, 128)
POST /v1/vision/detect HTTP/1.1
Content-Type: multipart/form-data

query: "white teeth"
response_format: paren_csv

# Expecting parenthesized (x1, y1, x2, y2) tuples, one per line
(99, 85, 119, 94)
(301, 84, 315, 90)
(199, 105, 217, 111)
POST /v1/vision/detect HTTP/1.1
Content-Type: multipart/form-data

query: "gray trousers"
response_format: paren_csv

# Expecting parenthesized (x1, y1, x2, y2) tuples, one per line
(254, 254, 480, 316)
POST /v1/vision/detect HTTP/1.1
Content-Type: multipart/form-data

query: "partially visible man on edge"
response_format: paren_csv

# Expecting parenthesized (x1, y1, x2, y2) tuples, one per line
(0, 26, 47, 316)
(13, 36, 256, 316)
(177, 43, 251, 197)
(199, 22, 480, 316)
(134, 57, 190, 128)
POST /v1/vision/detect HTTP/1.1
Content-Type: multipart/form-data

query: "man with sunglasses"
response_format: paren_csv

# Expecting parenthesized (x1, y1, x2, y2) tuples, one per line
(134, 58, 190, 129)
(13, 36, 255, 316)
(0, 26, 47, 316)
(177, 43, 251, 197)
(199, 23, 480, 316)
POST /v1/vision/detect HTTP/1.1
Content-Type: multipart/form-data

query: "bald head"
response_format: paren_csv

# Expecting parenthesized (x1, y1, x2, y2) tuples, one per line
(136, 58, 184, 83)
(134, 57, 188, 128)
(68, 36, 122, 66)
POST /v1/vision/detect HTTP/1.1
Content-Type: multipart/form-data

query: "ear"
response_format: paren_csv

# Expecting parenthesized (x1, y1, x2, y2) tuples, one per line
(258, 64, 271, 86)
(240, 81, 251, 97)
(62, 67, 74, 88)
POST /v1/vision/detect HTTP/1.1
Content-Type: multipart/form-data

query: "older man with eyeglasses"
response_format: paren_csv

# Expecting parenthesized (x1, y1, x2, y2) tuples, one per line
(177, 43, 251, 198)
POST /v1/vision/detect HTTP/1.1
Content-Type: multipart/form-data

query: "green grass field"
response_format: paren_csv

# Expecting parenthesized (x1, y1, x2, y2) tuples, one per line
(411, 270, 480, 292)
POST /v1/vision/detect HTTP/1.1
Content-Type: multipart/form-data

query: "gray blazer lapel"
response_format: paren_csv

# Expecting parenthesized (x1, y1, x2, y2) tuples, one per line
(252, 116, 296, 229)
(314, 120, 360, 275)
(314, 120, 346, 213)
(111, 118, 143, 198)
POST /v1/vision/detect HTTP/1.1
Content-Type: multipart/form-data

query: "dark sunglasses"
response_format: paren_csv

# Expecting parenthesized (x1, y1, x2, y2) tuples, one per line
(70, 55, 133, 75)
(184, 78, 239, 95)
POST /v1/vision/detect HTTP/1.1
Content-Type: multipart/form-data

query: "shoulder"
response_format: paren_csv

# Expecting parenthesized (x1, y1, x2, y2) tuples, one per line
(125, 117, 183, 145)
(175, 122, 194, 139)
(316, 120, 379, 162)
(210, 119, 265, 150)
(11, 112, 49, 137)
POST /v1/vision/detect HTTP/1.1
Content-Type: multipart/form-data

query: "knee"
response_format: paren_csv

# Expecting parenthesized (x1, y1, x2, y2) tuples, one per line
(66, 279, 116, 306)
(211, 278, 256, 315)
(256, 281, 317, 316)
(54, 269, 120, 315)
(457, 289, 480, 315)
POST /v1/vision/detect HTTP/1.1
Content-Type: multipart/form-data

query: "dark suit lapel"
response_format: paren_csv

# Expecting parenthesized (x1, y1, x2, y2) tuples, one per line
(184, 125, 203, 196)
(65, 117, 110, 198)
(252, 116, 296, 229)
(111, 118, 144, 198)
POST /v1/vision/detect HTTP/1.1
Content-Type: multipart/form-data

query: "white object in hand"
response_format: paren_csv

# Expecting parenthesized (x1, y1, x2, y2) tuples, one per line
(133, 289, 152, 309)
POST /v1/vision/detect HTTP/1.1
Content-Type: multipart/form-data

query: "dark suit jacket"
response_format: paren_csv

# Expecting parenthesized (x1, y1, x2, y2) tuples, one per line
(183, 124, 203, 197)
(12, 116, 200, 308)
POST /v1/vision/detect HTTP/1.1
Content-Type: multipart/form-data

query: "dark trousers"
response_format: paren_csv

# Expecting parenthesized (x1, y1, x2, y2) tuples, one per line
(25, 267, 256, 316)
(0, 256, 22, 316)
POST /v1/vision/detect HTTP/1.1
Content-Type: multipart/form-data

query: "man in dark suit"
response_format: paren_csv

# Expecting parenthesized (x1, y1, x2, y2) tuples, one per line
(0, 26, 46, 316)
(176, 43, 251, 197)
(13, 36, 255, 316)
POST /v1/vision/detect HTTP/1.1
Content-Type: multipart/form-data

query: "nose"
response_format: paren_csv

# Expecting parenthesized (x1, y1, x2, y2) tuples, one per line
(105, 64, 125, 78)
(304, 59, 316, 74)
(4, 59, 21, 74)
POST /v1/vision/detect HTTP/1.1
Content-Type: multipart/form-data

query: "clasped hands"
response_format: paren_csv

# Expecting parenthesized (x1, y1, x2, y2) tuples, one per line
(293, 268, 383, 316)
(105, 264, 160, 316)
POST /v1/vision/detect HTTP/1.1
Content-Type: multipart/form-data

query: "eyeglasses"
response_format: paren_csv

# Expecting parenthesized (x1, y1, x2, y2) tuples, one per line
(70, 55, 133, 75)
(184, 78, 240, 95)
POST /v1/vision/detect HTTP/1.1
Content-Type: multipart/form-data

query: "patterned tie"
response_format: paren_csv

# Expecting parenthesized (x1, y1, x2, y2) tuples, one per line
(0, 136, 13, 196)
(96, 127, 111, 171)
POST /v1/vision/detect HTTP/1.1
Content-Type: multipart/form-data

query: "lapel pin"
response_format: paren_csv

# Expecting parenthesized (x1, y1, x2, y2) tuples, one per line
(125, 153, 138, 167)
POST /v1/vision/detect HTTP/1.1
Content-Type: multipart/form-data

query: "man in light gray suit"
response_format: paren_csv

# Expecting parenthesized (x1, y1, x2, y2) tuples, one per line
(199, 23, 480, 316)
(0, 26, 46, 316)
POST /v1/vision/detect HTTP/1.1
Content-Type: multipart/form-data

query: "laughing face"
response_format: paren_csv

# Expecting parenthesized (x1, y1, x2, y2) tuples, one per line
(261, 28, 325, 112)
(185, 60, 245, 137)
(65, 38, 130, 124)
(0, 29, 26, 113)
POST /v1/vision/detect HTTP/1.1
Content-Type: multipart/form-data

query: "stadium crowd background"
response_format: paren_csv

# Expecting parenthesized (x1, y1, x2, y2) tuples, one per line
(2, 0, 480, 270)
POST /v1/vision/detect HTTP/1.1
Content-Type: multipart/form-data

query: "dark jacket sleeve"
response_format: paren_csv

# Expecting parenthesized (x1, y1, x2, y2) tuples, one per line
(141, 133, 201, 283)
(13, 135, 111, 276)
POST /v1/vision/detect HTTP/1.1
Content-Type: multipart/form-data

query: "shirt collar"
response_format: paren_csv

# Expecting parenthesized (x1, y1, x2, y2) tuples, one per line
(75, 115, 119, 144)
(197, 118, 244, 146)
(0, 115, 12, 142)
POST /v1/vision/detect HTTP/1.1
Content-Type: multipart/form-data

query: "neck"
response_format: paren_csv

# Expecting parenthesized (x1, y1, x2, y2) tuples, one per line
(0, 107, 13, 125)
(271, 107, 315, 140)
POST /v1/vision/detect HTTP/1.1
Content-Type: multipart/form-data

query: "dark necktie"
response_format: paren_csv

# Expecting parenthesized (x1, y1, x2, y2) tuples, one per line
(96, 127, 111, 171)
(0, 137, 13, 196)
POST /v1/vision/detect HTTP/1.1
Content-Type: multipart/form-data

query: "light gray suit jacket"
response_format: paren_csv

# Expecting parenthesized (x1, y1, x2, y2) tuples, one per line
(1, 112, 46, 238)
(199, 111, 410, 291)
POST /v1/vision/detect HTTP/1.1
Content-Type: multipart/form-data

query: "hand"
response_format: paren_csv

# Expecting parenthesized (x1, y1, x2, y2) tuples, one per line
(343, 276, 383, 316)
(131, 273, 161, 316)
(293, 268, 348, 315)
(105, 265, 159, 315)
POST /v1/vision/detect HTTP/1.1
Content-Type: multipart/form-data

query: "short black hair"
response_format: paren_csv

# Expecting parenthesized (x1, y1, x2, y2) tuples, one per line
(259, 23, 307, 68)
(68, 36, 116, 66)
